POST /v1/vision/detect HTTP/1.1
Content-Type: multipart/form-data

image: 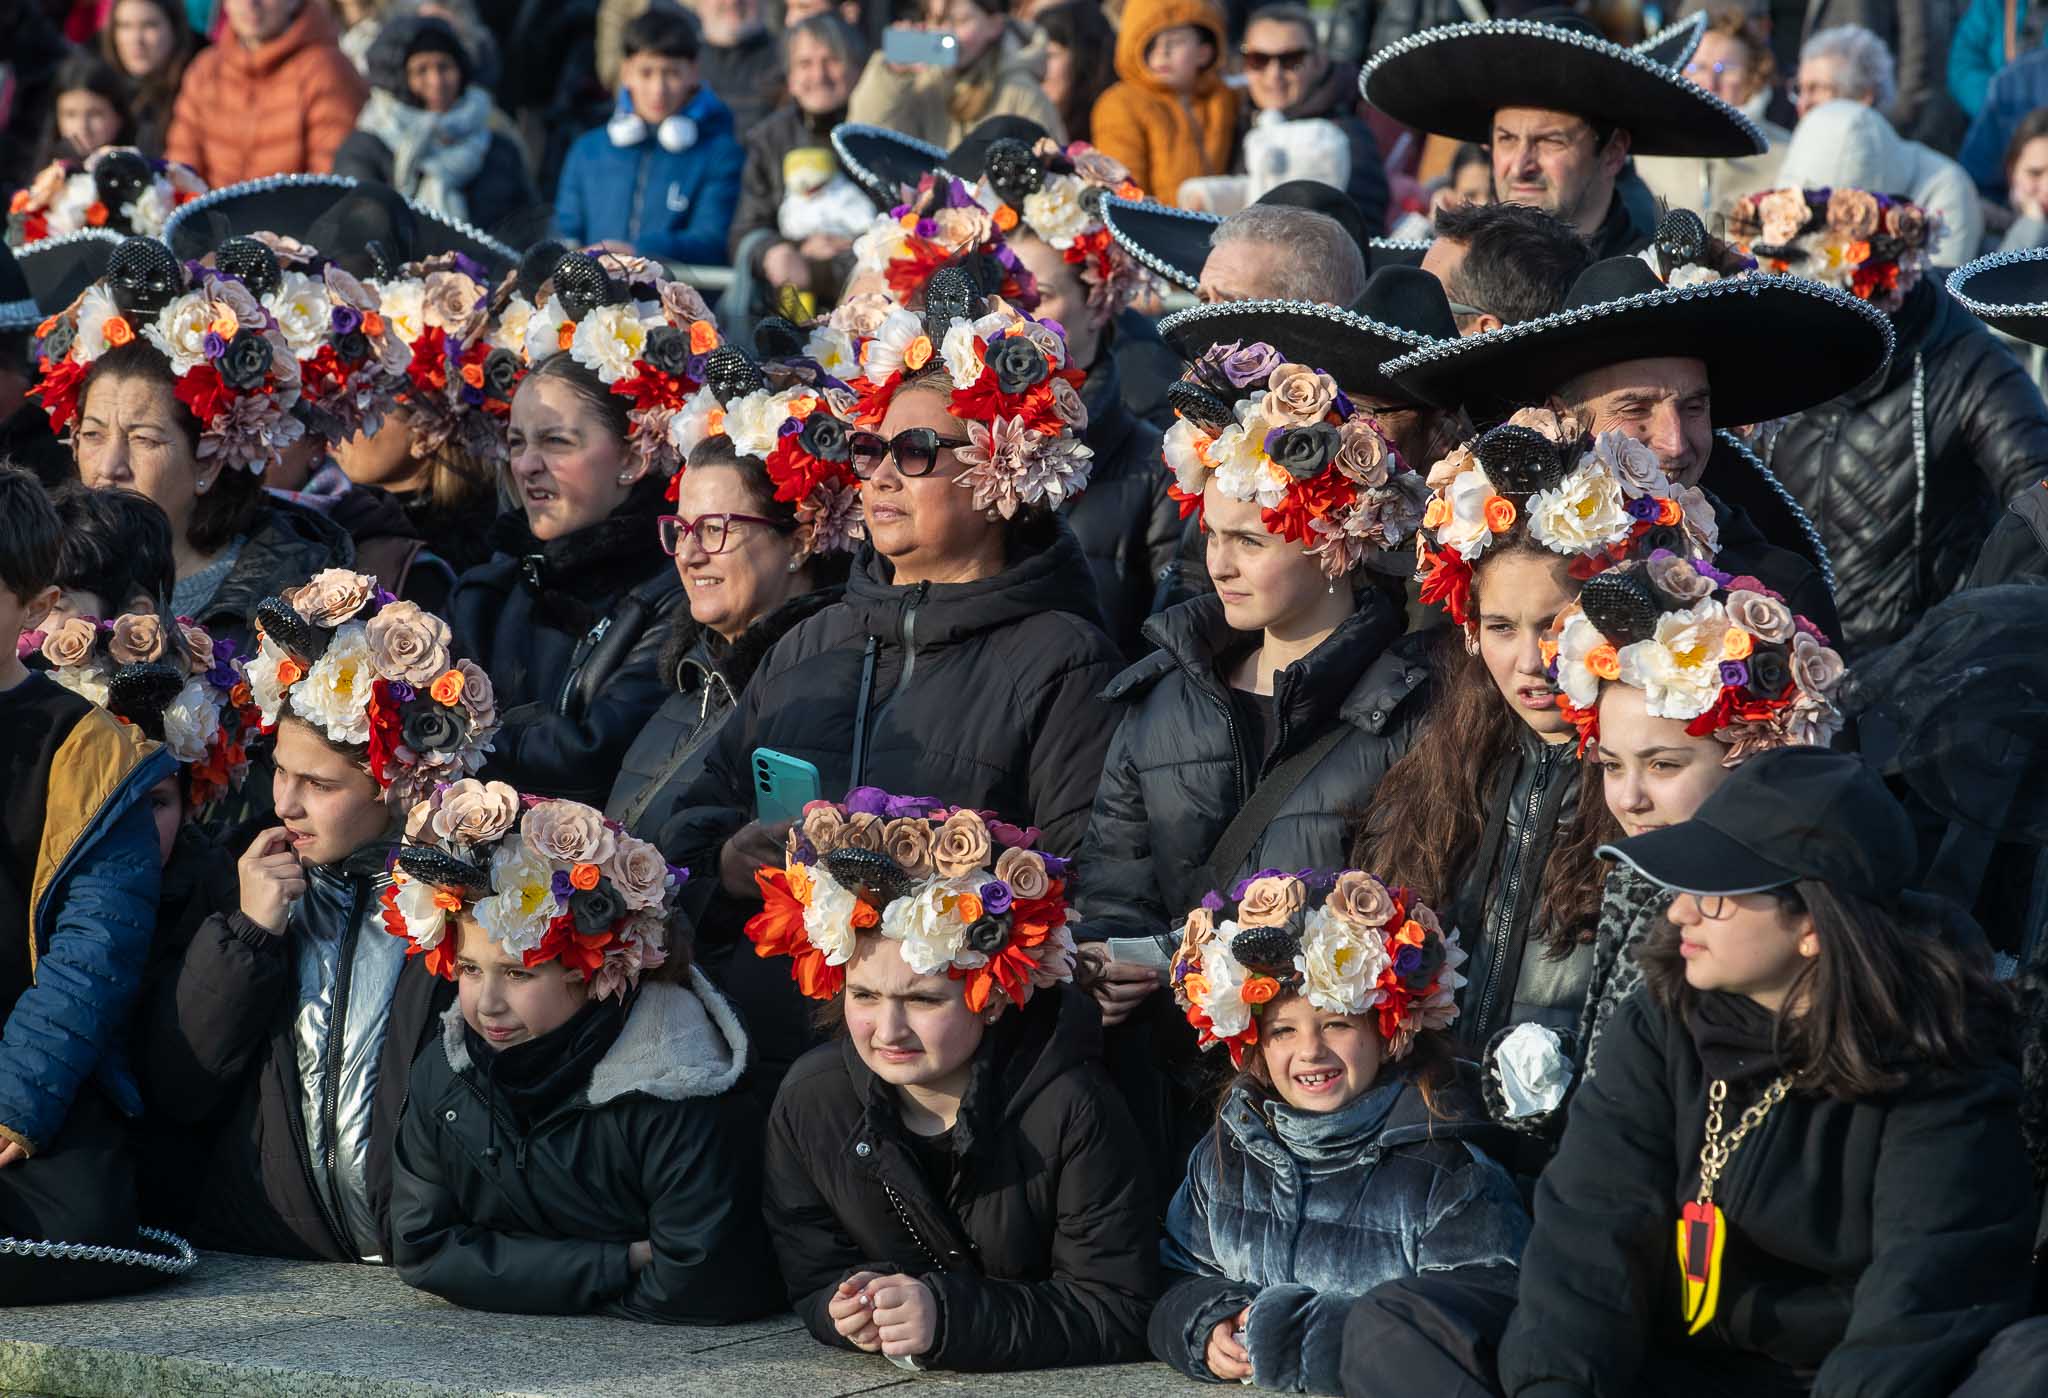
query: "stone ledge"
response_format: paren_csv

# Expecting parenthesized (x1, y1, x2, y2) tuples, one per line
(0, 1254, 1209, 1397)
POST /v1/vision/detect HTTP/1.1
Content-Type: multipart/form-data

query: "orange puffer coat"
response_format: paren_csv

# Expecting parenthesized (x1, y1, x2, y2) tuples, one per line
(1089, 0, 1240, 208)
(165, 3, 369, 188)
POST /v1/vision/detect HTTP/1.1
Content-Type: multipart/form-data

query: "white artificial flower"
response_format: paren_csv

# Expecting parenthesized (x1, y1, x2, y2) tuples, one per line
(1618, 599, 1730, 720)
(1207, 401, 1287, 505)
(881, 882, 970, 976)
(805, 324, 859, 381)
(569, 303, 647, 384)
(1529, 461, 1632, 556)
(124, 181, 173, 237)
(861, 307, 927, 386)
(378, 278, 427, 345)
(71, 285, 124, 362)
(292, 621, 376, 745)
(472, 842, 559, 957)
(941, 321, 984, 388)
(522, 293, 571, 363)
(246, 634, 295, 726)
(144, 291, 215, 375)
(723, 388, 789, 460)
(1665, 263, 1722, 289)
(1021, 175, 1093, 248)
(801, 865, 862, 968)
(49, 662, 112, 710)
(1162, 417, 1210, 496)
(1554, 610, 1610, 710)
(1440, 467, 1498, 562)
(1197, 928, 1251, 1040)
(263, 270, 332, 360)
(160, 677, 223, 763)
(390, 873, 451, 951)
(51, 173, 98, 234)
(666, 384, 724, 460)
(853, 219, 909, 275)
(491, 294, 535, 355)
(1295, 906, 1390, 1015)
(1494, 1022, 1573, 1117)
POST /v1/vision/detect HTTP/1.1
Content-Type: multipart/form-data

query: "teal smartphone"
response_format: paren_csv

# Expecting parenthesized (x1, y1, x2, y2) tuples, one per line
(752, 747, 823, 826)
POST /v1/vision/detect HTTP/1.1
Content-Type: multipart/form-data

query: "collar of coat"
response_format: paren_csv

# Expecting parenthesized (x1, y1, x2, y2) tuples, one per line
(842, 516, 1109, 645)
(659, 585, 844, 698)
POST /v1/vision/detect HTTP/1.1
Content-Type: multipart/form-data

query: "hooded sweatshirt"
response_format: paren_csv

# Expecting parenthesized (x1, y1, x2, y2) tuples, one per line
(165, 0, 369, 186)
(1090, 0, 1241, 208)
(1776, 100, 1983, 266)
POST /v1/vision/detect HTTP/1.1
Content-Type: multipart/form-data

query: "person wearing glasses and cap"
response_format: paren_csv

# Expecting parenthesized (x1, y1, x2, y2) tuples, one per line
(1499, 746, 2033, 1398)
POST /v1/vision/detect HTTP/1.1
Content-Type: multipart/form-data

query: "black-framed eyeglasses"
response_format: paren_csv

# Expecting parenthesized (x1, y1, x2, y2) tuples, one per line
(657, 512, 793, 556)
(1691, 889, 1806, 921)
(849, 427, 970, 480)
(1243, 48, 1313, 73)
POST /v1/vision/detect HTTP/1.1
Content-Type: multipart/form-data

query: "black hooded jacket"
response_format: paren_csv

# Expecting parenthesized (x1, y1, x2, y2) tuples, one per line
(447, 484, 684, 805)
(1768, 279, 2048, 656)
(197, 500, 356, 656)
(1063, 352, 1180, 658)
(763, 986, 1157, 1370)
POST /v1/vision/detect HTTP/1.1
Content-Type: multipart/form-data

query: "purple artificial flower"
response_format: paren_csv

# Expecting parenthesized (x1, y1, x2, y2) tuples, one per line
(886, 794, 941, 819)
(1393, 943, 1422, 976)
(1200, 890, 1226, 912)
(206, 660, 239, 690)
(1262, 426, 1287, 457)
(667, 863, 690, 887)
(372, 586, 398, 607)
(889, 201, 913, 219)
(451, 251, 485, 282)
(1694, 560, 1735, 588)
(987, 818, 1041, 848)
(1719, 661, 1750, 688)
(979, 881, 1014, 915)
(203, 330, 228, 360)
(1218, 341, 1285, 388)
(1624, 496, 1662, 522)
(843, 786, 892, 817)
(330, 304, 361, 336)
(550, 870, 573, 905)
(778, 416, 803, 438)
(1331, 390, 1354, 421)
(1039, 852, 1071, 878)
(685, 351, 708, 380)
(1038, 317, 1067, 342)
(459, 384, 484, 406)
(914, 218, 940, 239)
(790, 835, 817, 865)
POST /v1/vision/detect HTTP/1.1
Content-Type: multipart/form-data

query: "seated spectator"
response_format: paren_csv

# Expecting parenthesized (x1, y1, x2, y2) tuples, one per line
(1779, 99, 1983, 266)
(1421, 200, 1592, 335)
(750, 796, 1156, 1369)
(2001, 109, 2048, 250)
(99, 0, 195, 158)
(1635, 1, 1790, 218)
(782, 0, 860, 22)
(1960, 48, 2048, 197)
(335, 16, 539, 236)
(37, 54, 140, 168)
(0, 468, 175, 1305)
(555, 7, 744, 265)
(598, 0, 786, 137)
(387, 786, 780, 1323)
(1092, 0, 1239, 207)
(166, 0, 370, 188)
(847, 0, 1064, 151)
(1950, 0, 2040, 119)
(1198, 203, 1367, 305)
(1037, 1, 1118, 146)
(1235, 4, 1388, 231)
(728, 12, 870, 315)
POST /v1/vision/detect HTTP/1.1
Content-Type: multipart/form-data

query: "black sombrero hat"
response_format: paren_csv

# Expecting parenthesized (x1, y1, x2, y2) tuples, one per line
(161, 174, 517, 280)
(1158, 265, 1460, 407)
(830, 123, 950, 207)
(1360, 16, 1764, 158)
(1632, 10, 1708, 71)
(11, 229, 122, 321)
(0, 241, 39, 331)
(1947, 248, 2048, 347)
(1104, 181, 1422, 294)
(1380, 255, 1893, 426)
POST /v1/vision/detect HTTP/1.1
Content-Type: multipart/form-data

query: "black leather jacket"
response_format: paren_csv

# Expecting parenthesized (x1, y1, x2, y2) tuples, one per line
(1063, 352, 1180, 658)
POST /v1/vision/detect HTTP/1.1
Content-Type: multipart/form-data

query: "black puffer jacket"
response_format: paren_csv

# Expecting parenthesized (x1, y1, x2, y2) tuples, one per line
(1064, 353, 1180, 657)
(729, 101, 849, 267)
(390, 974, 781, 1324)
(1501, 990, 2034, 1398)
(605, 587, 842, 844)
(1969, 480, 2048, 587)
(197, 500, 356, 656)
(1770, 279, 2048, 656)
(763, 986, 1157, 1370)
(447, 486, 684, 805)
(1701, 433, 1842, 644)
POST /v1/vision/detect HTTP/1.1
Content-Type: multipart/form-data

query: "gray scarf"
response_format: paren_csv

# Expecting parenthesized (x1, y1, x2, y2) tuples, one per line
(355, 85, 493, 223)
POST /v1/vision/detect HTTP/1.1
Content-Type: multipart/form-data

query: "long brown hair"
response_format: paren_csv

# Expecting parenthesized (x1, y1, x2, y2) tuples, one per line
(1638, 882, 2017, 1099)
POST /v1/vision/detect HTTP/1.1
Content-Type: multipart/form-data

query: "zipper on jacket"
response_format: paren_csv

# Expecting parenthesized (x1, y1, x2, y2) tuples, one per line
(898, 581, 930, 688)
(881, 1179, 946, 1269)
(319, 877, 370, 1206)
(453, 1068, 528, 1169)
(1476, 742, 1563, 1041)
(1164, 648, 1252, 807)
(556, 616, 613, 715)
(280, 1048, 352, 1258)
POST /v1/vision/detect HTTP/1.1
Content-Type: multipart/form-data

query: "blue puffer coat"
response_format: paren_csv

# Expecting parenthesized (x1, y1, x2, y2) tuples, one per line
(554, 86, 746, 265)
(1149, 1072, 1528, 1395)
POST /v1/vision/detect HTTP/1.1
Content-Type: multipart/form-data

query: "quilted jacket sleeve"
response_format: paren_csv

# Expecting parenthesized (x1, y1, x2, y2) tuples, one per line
(1150, 1136, 1261, 1381)
(1073, 704, 1168, 941)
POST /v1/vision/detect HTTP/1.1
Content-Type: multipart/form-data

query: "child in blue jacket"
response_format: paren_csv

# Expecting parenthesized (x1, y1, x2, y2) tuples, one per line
(555, 7, 745, 265)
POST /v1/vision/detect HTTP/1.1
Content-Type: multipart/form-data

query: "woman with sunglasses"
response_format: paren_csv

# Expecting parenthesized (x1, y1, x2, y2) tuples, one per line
(1634, 4, 1790, 219)
(659, 270, 1125, 1099)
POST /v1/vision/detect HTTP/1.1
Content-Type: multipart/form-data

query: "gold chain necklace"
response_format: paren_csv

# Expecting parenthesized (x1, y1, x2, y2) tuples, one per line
(1677, 1074, 1790, 1335)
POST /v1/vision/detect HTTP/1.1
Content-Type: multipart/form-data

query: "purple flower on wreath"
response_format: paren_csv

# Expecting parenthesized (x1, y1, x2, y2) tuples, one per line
(1719, 661, 1750, 688)
(330, 304, 361, 336)
(1624, 497, 1662, 522)
(778, 416, 803, 438)
(459, 385, 484, 406)
(667, 863, 690, 888)
(389, 679, 417, 703)
(550, 869, 574, 904)
(1332, 390, 1354, 421)
(979, 881, 1014, 915)
(1039, 852, 1071, 878)
(843, 786, 891, 817)
(987, 818, 1040, 848)
(1200, 890, 1226, 913)
(914, 218, 940, 239)
(790, 835, 817, 865)
(1393, 943, 1422, 977)
(203, 330, 227, 359)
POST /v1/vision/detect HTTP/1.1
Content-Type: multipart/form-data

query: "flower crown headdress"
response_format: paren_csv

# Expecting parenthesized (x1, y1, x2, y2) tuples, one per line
(383, 782, 681, 1001)
(1727, 187, 1935, 313)
(7, 148, 207, 247)
(1162, 341, 1431, 579)
(356, 251, 521, 467)
(1415, 409, 1721, 627)
(29, 611, 259, 816)
(32, 236, 307, 474)
(665, 318, 865, 556)
(1170, 870, 1465, 1067)
(500, 249, 722, 477)
(744, 789, 1078, 1012)
(853, 173, 1040, 310)
(244, 569, 498, 804)
(967, 137, 1155, 317)
(1548, 554, 1847, 760)
(853, 266, 1094, 518)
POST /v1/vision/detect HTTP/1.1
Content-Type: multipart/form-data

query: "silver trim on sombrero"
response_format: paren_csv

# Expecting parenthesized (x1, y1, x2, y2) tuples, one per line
(1358, 18, 1767, 153)
(1632, 10, 1708, 69)
(1715, 427, 1835, 593)
(10, 228, 126, 321)
(0, 298, 37, 329)
(160, 172, 516, 263)
(1368, 238, 1433, 254)
(1161, 295, 1442, 355)
(1947, 246, 2048, 322)
(830, 123, 947, 203)
(1101, 196, 1214, 292)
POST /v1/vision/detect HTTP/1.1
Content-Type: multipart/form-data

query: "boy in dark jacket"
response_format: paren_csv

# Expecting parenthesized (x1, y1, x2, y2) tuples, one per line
(555, 7, 745, 265)
(0, 467, 173, 1303)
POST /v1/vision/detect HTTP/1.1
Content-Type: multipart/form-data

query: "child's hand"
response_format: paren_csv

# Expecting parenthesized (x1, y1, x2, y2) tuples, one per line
(627, 1240, 653, 1274)
(866, 1273, 937, 1359)
(1205, 1307, 1252, 1381)
(829, 1271, 884, 1351)
(237, 827, 307, 934)
(1077, 944, 1163, 1027)
(0, 1141, 27, 1170)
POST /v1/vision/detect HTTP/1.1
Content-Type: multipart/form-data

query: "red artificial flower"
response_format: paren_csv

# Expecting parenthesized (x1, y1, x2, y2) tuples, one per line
(1259, 468, 1354, 547)
(16, 213, 49, 244)
(745, 865, 845, 999)
(764, 436, 851, 506)
(958, 882, 1068, 1014)
(1417, 548, 1474, 626)
(30, 356, 89, 430)
(611, 365, 697, 413)
(886, 236, 953, 302)
(853, 371, 899, 427)
(405, 326, 449, 395)
(173, 362, 233, 428)
(379, 884, 459, 980)
(364, 680, 406, 787)
(1167, 482, 1205, 522)
(529, 918, 614, 977)
(1684, 682, 1796, 738)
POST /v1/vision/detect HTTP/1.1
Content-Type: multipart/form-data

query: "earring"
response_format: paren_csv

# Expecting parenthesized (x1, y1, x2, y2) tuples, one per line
(785, 559, 802, 573)
(194, 476, 210, 494)
(616, 472, 634, 485)
(1327, 579, 1336, 595)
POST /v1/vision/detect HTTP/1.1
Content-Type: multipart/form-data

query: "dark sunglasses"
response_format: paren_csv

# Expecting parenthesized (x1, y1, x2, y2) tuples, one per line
(848, 427, 970, 479)
(1242, 48, 1313, 73)
(657, 512, 793, 556)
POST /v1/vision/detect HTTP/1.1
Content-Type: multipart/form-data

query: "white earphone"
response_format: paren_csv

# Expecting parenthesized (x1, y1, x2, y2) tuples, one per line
(608, 109, 699, 154)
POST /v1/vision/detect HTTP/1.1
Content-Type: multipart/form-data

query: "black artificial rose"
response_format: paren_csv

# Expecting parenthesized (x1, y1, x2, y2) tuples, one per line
(218, 328, 274, 390)
(987, 336, 1050, 395)
(334, 330, 370, 363)
(570, 882, 627, 935)
(1271, 424, 1340, 479)
(1745, 648, 1790, 696)
(401, 703, 468, 754)
(800, 412, 850, 462)
(40, 318, 76, 363)
(963, 916, 1008, 954)
(1638, 524, 1684, 557)
(482, 347, 522, 401)
(1397, 934, 1446, 991)
(642, 325, 693, 377)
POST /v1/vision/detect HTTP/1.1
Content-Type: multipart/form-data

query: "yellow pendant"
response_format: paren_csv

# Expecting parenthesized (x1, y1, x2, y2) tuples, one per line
(1676, 1200, 1726, 1336)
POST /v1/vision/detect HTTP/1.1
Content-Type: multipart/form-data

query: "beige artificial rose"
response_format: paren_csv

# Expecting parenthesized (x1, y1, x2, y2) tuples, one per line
(1505, 405, 1581, 444)
(522, 799, 617, 866)
(404, 800, 437, 843)
(1426, 439, 1477, 492)
(178, 622, 214, 673)
(1758, 188, 1813, 246)
(1070, 148, 1132, 190)
(931, 206, 995, 254)
(1725, 589, 1796, 643)
(1326, 870, 1396, 928)
(39, 616, 99, 669)
(931, 810, 994, 879)
(801, 805, 847, 852)
(1826, 188, 1881, 240)
(365, 601, 453, 686)
(606, 836, 672, 911)
(1648, 554, 1714, 602)
(107, 613, 166, 665)
(843, 812, 886, 853)
(1725, 200, 1762, 242)
(1789, 634, 1845, 698)
(1180, 905, 1216, 948)
(1237, 875, 1306, 928)
(1885, 203, 1929, 244)
(289, 569, 374, 626)
(1261, 363, 1339, 428)
(1050, 377, 1087, 429)
(883, 818, 935, 879)
(1334, 417, 1392, 487)
(432, 779, 520, 846)
(660, 279, 716, 328)
(452, 659, 496, 736)
(422, 270, 486, 343)
(994, 846, 1051, 900)
(324, 263, 375, 312)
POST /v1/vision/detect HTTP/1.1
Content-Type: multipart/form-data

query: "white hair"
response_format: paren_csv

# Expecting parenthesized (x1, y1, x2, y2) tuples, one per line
(1210, 205, 1369, 306)
(1801, 24, 1897, 112)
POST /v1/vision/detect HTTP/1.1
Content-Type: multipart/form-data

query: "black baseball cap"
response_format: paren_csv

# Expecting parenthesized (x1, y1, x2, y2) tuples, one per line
(1599, 747, 1916, 900)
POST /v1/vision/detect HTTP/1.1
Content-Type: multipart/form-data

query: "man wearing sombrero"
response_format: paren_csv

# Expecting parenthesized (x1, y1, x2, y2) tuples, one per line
(1360, 11, 1766, 259)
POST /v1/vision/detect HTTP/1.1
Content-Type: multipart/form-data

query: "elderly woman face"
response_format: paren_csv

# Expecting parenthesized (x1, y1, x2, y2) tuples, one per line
(858, 384, 1007, 586)
(75, 371, 211, 550)
(1682, 29, 1755, 107)
(1793, 53, 1859, 119)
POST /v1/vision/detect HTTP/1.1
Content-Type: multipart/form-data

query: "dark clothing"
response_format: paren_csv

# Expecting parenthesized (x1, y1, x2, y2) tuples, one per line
(1969, 479, 2048, 587)
(0, 401, 73, 489)
(1588, 168, 1658, 261)
(1768, 279, 2048, 656)
(728, 101, 850, 267)
(0, 1089, 150, 1305)
(282, 480, 457, 613)
(332, 127, 539, 244)
(606, 586, 842, 844)
(1063, 352, 1180, 657)
(1110, 308, 1182, 430)
(193, 501, 356, 658)
(762, 987, 1158, 1370)
(1702, 435, 1844, 645)
(701, 30, 786, 139)
(1500, 990, 2035, 1398)
(391, 976, 780, 1323)
(1243, 62, 1390, 233)
(447, 486, 684, 806)
(390, 486, 498, 578)
(1151, 1074, 1526, 1394)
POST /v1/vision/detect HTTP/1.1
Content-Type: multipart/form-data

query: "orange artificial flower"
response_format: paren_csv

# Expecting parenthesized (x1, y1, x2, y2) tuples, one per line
(1722, 628, 1754, 660)
(432, 889, 464, 911)
(276, 658, 304, 686)
(707, 406, 726, 437)
(6, 191, 28, 214)
(789, 394, 818, 419)
(210, 311, 240, 338)
(85, 202, 109, 227)
(689, 320, 720, 355)
(1484, 495, 1517, 533)
(787, 861, 813, 905)
(1241, 975, 1280, 1005)
(569, 862, 602, 891)
(102, 316, 134, 347)
(230, 680, 254, 707)
(1539, 637, 1560, 667)
(903, 334, 933, 372)
(362, 311, 385, 337)
(1655, 497, 1683, 526)
(557, 321, 574, 351)
(1394, 918, 1427, 948)
(460, 362, 485, 389)
(992, 204, 1019, 232)
(957, 892, 985, 922)
(1423, 497, 1451, 530)
(1181, 973, 1210, 1001)
(851, 899, 879, 929)
(1587, 643, 1621, 680)
(429, 669, 465, 704)
(1846, 240, 1872, 263)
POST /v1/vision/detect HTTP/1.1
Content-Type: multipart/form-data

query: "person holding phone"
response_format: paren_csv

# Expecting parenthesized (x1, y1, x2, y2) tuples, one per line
(846, 0, 1064, 152)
